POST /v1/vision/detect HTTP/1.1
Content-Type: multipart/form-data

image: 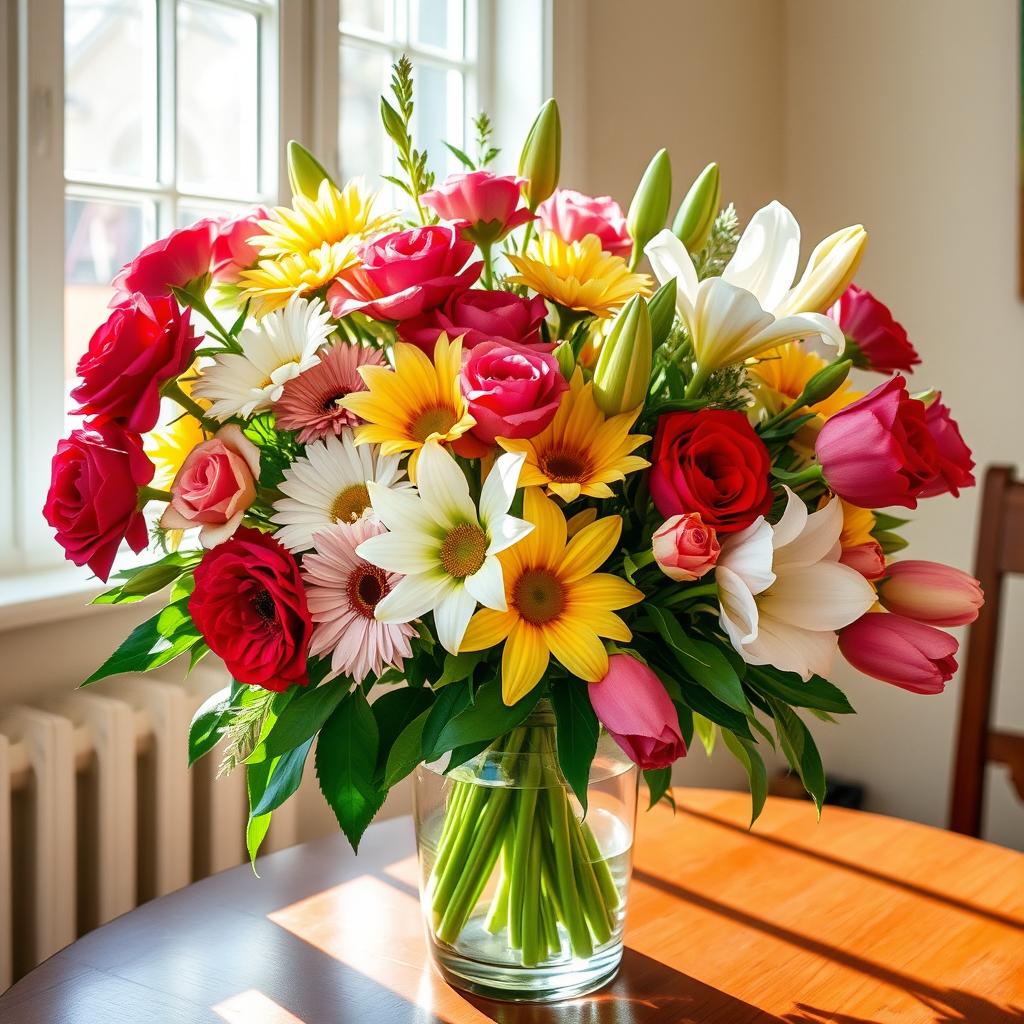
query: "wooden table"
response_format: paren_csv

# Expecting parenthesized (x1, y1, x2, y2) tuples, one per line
(2, 789, 1023, 1023)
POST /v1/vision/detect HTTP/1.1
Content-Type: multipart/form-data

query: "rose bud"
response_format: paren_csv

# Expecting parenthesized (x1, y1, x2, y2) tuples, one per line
(422, 171, 534, 246)
(160, 425, 261, 547)
(211, 207, 270, 283)
(590, 655, 687, 770)
(815, 376, 939, 509)
(839, 613, 958, 695)
(652, 513, 721, 582)
(537, 188, 631, 259)
(111, 219, 217, 304)
(918, 395, 975, 498)
(828, 284, 921, 374)
(840, 542, 886, 581)
(878, 560, 983, 626)
(460, 342, 568, 445)
(518, 98, 561, 210)
(672, 162, 720, 253)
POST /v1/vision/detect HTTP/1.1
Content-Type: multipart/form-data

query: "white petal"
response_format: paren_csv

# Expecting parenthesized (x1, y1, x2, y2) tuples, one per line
(366, 481, 432, 536)
(486, 514, 534, 555)
(798, 311, 845, 349)
(743, 618, 839, 681)
(717, 517, 775, 595)
(479, 452, 524, 532)
(356, 531, 441, 575)
(716, 565, 760, 649)
(416, 441, 477, 529)
(199, 513, 243, 548)
(691, 277, 775, 370)
(774, 493, 843, 570)
(767, 486, 807, 550)
(722, 200, 800, 312)
(433, 585, 478, 654)
(644, 229, 698, 328)
(759, 562, 876, 633)
(744, 311, 841, 355)
(463, 555, 507, 611)
(374, 572, 450, 623)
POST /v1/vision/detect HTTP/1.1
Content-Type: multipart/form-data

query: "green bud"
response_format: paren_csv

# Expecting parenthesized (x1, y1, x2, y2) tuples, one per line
(797, 358, 852, 408)
(379, 97, 406, 142)
(518, 99, 561, 210)
(287, 140, 334, 200)
(912, 388, 939, 408)
(626, 149, 672, 269)
(672, 162, 720, 252)
(593, 295, 652, 415)
(648, 279, 678, 349)
(553, 340, 576, 381)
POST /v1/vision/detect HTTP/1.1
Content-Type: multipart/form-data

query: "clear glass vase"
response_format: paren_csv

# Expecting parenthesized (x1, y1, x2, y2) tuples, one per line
(413, 701, 638, 1002)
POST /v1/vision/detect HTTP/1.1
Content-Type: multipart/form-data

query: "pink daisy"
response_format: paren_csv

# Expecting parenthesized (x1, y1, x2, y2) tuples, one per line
(275, 342, 384, 443)
(301, 518, 416, 682)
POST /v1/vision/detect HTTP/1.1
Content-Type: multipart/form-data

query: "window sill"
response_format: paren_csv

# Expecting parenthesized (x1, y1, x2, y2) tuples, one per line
(0, 564, 108, 632)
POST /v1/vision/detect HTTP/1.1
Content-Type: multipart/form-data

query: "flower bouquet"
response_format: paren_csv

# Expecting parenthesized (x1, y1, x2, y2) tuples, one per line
(46, 57, 983, 1002)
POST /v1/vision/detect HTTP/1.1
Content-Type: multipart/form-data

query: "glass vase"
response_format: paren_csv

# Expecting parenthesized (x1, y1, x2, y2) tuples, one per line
(413, 701, 638, 1002)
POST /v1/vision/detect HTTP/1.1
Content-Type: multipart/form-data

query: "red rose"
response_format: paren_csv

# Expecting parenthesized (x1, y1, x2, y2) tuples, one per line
(43, 422, 154, 581)
(112, 219, 217, 304)
(649, 410, 772, 532)
(815, 376, 939, 509)
(397, 289, 550, 353)
(190, 528, 313, 691)
(919, 395, 975, 498)
(827, 284, 921, 374)
(211, 207, 270, 283)
(71, 294, 199, 433)
(326, 224, 482, 322)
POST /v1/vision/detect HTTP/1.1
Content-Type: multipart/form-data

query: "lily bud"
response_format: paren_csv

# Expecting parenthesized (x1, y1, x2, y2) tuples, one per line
(627, 149, 672, 269)
(518, 99, 561, 210)
(796, 358, 852, 408)
(287, 140, 334, 200)
(672, 162, 720, 252)
(553, 340, 576, 380)
(648, 278, 678, 349)
(593, 294, 652, 415)
(912, 388, 939, 408)
(777, 225, 868, 316)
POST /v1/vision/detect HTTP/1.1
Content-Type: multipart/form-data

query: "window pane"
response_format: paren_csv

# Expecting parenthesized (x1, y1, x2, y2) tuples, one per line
(341, 0, 392, 37)
(64, 0, 157, 182)
(413, 64, 464, 181)
(339, 42, 392, 184)
(64, 196, 153, 389)
(177, 200, 252, 228)
(411, 0, 464, 56)
(177, 1, 260, 196)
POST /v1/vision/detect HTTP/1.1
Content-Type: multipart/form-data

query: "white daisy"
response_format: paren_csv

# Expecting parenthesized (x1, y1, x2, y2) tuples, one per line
(357, 441, 533, 656)
(192, 294, 333, 420)
(271, 428, 410, 552)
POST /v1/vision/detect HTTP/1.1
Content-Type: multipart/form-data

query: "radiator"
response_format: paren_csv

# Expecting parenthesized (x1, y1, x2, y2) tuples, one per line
(0, 664, 298, 989)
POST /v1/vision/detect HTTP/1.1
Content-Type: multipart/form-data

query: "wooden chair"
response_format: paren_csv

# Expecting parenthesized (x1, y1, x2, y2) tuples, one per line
(950, 465, 1024, 836)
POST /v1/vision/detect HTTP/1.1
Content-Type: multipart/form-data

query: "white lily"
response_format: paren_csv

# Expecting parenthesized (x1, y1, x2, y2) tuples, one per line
(715, 487, 876, 680)
(357, 441, 533, 655)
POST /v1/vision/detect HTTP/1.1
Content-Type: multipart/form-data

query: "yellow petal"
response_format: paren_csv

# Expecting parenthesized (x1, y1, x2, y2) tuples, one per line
(559, 515, 622, 582)
(502, 620, 550, 704)
(522, 487, 567, 566)
(570, 573, 644, 611)
(461, 607, 516, 652)
(571, 607, 632, 642)
(542, 619, 608, 682)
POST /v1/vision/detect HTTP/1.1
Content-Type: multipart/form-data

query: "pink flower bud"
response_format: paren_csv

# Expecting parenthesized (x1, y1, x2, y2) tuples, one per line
(589, 655, 687, 770)
(652, 513, 720, 581)
(537, 189, 631, 259)
(839, 613, 958, 694)
(878, 560, 983, 626)
(827, 284, 921, 374)
(422, 171, 534, 246)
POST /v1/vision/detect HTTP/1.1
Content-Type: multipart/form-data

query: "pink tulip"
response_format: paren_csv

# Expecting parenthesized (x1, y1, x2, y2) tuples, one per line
(537, 189, 631, 259)
(652, 513, 721, 582)
(211, 207, 270, 283)
(111, 219, 217, 304)
(878, 560, 983, 626)
(827, 284, 921, 374)
(839, 613, 959, 694)
(839, 540, 886, 581)
(422, 171, 534, 245)
(589, 655, 687, 769)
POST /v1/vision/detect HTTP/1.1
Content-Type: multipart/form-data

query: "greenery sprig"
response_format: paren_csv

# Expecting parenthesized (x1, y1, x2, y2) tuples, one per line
(693, 203, 740, 279)
(380, 56, 435, 223)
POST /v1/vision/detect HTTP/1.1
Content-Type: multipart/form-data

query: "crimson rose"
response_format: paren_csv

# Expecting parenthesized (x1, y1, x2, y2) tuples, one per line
(71, 294, 199, 433)
(649, 409, 772, 532)
(111, 219, 216, 304)
(190, 528, 313, 692)
(43, 422, 154, 581)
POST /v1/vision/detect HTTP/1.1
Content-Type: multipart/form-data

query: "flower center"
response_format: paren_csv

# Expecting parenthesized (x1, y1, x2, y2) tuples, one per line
(250, 587, 279, 626)
(346, 563, 389, 618)
(541, 448, 591, 482)
(439, 523, 488, 579)
(322, 391, 350, 413)
(330, 483, 371, 523)
(409, 405, 457, 442)
(513, 568, 566, 625)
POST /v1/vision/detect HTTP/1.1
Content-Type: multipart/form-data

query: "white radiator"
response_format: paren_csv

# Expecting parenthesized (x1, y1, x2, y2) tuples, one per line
(0, 664, 298, 989)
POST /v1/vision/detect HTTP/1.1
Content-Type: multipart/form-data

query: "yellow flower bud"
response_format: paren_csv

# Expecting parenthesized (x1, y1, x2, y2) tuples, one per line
(287, 140, 335, 201)
(518, 99, 561, 210)
(672, 162, 720, 252)
(626, 149, 672, 269)
(593, 294, 652, 415)
(777, 225, 867, 316)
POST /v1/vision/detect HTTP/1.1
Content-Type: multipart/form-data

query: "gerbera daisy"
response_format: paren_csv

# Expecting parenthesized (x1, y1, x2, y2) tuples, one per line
(302, 519, 417, 682)
(497, 369, 650, 503)
(238, 242, 359, 318)
(275, 342, 383, 443)
(357, 442, 532, 656)
(192, 295, 333, 420)
(271, 428, 410, 552)
(506, 232, 652, 317)
(341, 334, 476, 478)
(460, 488, 644, 704)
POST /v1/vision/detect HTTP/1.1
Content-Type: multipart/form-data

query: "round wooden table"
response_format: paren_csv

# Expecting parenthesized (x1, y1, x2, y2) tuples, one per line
(3, 789, 1023, 1023)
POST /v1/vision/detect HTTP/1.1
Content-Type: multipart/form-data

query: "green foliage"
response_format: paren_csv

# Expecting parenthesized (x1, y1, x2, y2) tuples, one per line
(384, 707, 432, 787)
(644, 767, 675, 810)
(371, 687, 435, 783)
(768, 699, 826, 814)
(721, 730, 767, 826)
(243, 413, 299, 490)
(380, 55, 435, 221)
(258, 677, 349, 759)
(550, 680, 600, 812)
(188, 684, 236, 766)
(250, 739, 314, 818)
(424, 680, 541, 762)
(221, 688, 291, 776)
(94, 552, 201, 605)
(693, 203, 740, 279)
(745, 665, 855, 715)
(445, 111, 499, 170)
(692, 711, 717, 756)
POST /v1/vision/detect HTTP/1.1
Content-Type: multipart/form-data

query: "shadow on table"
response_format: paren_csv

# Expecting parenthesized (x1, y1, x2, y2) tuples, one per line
(782, 998, 1024, 1023)
(462, 947, 780, 1024)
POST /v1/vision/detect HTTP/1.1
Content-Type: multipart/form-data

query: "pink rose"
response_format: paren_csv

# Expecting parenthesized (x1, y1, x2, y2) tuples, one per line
(839, 612, 958, 695)
(111, 219, 217, 304)
(160, 425, 261, 547)
(652, 513, 721, 581)
(828, 284, 920, 375)
(537, 189, 631, 259)
(211, 207, 270, 283)
(919, 395, 975, 498)
(460, 342, 568, 446)
(398, 289, 550, 353)
(589, 655, 687, 770)
(422, 171, 534, 245)
(878, 560, 983, 627)
(326, 224, 482, 322)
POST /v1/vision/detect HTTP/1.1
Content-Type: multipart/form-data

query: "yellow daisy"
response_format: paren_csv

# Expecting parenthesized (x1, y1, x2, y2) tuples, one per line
(506, 232, 652, 317)
(238, 241, 358, 318)
(497, 369, 649, 503)
(460, 488, 644, 704)
(750, 344, 863, 420)
(341, 334, 476, 478)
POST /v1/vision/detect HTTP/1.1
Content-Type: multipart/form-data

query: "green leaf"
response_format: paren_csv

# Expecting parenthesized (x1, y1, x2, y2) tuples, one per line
(259, 680, 349, 758)
(246, 755, 276, 866)
(372, 687, 434, 779)
(721, 730, 767, 826)
(674, 701, 694, 747)
(435, 650, 486, 689)
(444, 141, 475, 170)
(550, 680, 600, 812)
(769, 699, 826, 815)
(425, 680, 541, 761)
(644, 767, 674, 810)
(673, 676, 754, 740)
(83, 598, 202, 685)
(443, 739, 491, 774)
(243, 413, 299, 489)
(692, 712, 717, 756)
(95, 552, 201, 604)
(251, 738, 314, 817)
(188, 685, 233, 766)
(384, 707, 432, 787)
(745, 665, 855, 715)
(420, 681, 473, 760)
(875, 530, 909, 554)
(119, 561, 190, 598)
(872, 512, 909, 532)
(756, 413, 817, 444)
(315, 691, 384, 851)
